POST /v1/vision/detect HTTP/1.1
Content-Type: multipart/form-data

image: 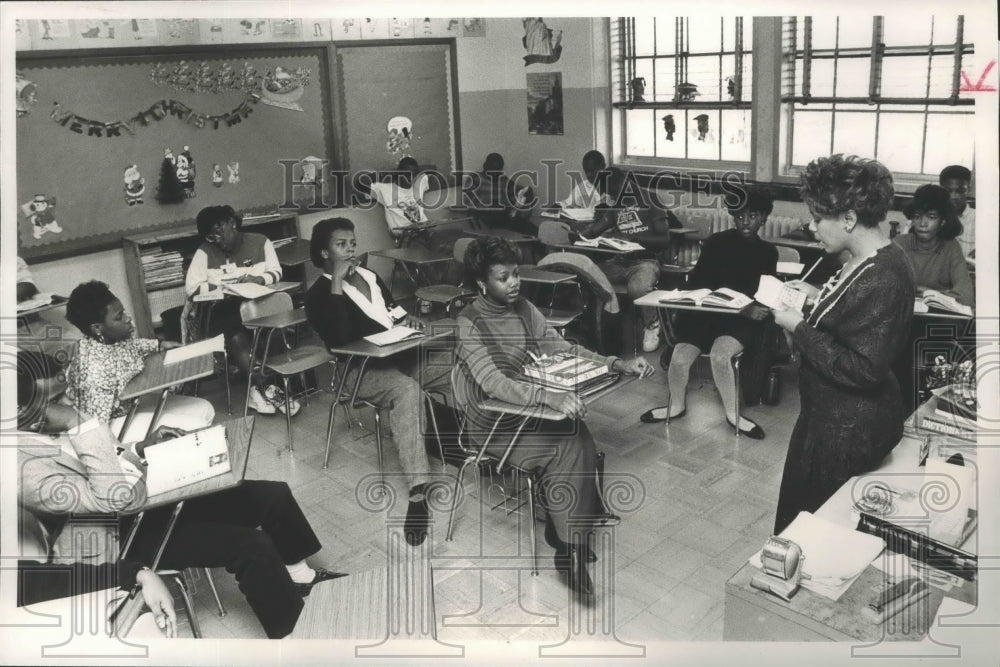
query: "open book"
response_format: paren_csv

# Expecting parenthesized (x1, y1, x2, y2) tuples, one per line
(223, 282, 275, 300)
(574, 236, 644, 252)
(658, 287, 753, 310)
(754, 275, 807, 312)
(914, 290, 973, 317)
(143, 424, 231, 496)
(363, 326, 423, 346)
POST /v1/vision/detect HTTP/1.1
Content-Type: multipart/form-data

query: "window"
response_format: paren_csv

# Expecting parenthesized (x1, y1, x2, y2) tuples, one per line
(779, 16, 975, 178)
(612, 17, 753, 167)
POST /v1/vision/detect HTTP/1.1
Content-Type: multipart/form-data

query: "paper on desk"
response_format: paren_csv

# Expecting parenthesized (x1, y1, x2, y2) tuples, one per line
(224, 282, 274, 299)
(144, 424, 230, 496)
(776, 261, 805, 275)
(16, 293, 54, 312)
(750, 511, 885, 600)
(561, 207, 594, 222)
(363, 326, 423, 346)
(163, 334, 225, 365)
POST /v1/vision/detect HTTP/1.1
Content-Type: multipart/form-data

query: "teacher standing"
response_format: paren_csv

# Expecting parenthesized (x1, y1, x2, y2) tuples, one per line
(771, 155, 915, 533)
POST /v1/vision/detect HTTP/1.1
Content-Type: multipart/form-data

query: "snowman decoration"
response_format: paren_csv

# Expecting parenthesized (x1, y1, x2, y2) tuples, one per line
(175, 145, 196, 198)
(22, 194, 63, 239)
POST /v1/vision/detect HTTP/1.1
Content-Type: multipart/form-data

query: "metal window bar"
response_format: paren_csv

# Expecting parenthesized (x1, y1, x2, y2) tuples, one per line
(869, 17, 884, 100)
(951, 16, 964, 103)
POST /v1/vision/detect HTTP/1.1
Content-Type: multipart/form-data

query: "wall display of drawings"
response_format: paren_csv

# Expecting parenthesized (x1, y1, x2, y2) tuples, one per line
(15, 47, 332, 259)
(526, 72, 563, 136)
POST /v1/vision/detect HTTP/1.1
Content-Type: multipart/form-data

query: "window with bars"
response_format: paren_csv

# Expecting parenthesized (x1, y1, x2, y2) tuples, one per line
(779, 16, 976, 177)
(612, 16, 753, 165)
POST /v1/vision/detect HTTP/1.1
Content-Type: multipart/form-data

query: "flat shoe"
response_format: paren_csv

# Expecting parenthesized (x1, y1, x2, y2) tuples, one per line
(295, 568, 348, 597)
(639, 407, 686, 423)
(727, 418, 765, 440)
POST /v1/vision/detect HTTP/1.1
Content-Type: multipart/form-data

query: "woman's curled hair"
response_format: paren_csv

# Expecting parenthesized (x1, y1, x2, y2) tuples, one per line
(800, 154, 894, 228)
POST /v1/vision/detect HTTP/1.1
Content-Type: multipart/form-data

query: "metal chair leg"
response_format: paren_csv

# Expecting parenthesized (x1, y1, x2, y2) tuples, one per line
(446, 457, 475, 541)
(373, 409, 385, 495)
(203, 568, 226, 617)
(731, 352, 742, 437)
(283, 376, 293, 452)
(168, 572, 202, 639)
(525, 475, 538, 576)
(423, 391, 446, 471)
(324, 399, 337, 470)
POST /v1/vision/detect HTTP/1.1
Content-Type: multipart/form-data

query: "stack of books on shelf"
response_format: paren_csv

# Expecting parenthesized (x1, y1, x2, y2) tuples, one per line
(140, 246, 184, 290)
(523, 352, 617, 396)
(920, 385, 978, 442)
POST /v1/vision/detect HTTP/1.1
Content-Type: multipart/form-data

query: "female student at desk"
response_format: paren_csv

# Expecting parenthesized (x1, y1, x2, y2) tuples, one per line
(184, 205, 298, 416)
(455, 237, 652, 598)
(770, 154, 914, 534)
(639, 188, 778, 438)
(892, 184, 974, 308)
(303, 217, 449, 548)
(64, 280, 215, 444)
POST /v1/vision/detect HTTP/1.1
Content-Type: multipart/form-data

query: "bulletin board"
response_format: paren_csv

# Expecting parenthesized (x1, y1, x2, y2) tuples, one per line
(15, 46, 333, 260)
(335, 41, 459, 179)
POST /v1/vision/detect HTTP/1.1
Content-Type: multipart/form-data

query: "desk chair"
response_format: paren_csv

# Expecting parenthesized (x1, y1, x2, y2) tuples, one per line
(322, 356, 447, 478)
(241, 292, 334, 451)
(444, 365, 544, 575)
(30, 512, 226, 639)
(179, 299, 232, 415)
(413, 238, 476, 316)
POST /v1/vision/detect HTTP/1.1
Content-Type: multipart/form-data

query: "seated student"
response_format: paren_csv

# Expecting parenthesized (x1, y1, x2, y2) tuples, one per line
(368, 156, 431, 241)
(939, 164, 975, 260)
(893, 184, 974, 307)
(463, 153, 536, 236)
(15, 353, 345, 640)
(456, 237, 652, 598)
(304, 218, 450, 547)
(639, 188, 778, 439)
(551, 149, 610, 214)
(577, 167, 676, 352)
(64, 281, 215, 444)
(17, 256, 39, 303)
(184, 205, 298, 416)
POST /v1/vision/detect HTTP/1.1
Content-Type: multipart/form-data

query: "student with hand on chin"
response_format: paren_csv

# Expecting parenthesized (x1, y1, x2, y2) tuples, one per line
(303, 217, 451, 548)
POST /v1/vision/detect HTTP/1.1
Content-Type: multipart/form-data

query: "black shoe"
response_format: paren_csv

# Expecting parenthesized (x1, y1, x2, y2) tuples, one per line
(295, 568, 348, 597)
(640, 407, 685, 424)
(594, 512, 621, 527)
(554, 546, 594, 599)
(404, 496, 431, 546)
(727, 418, 766, 440)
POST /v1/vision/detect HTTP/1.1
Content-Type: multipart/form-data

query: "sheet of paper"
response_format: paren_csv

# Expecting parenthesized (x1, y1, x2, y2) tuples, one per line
(776, 261, 805, 275)
(224, 282, 274, 299)
(143, 424, 231, 496)
(561, 207, 595, 222)
(363, 326, 423, 346)
(16, 293, 54, 312)
(163, 334, 225, 365)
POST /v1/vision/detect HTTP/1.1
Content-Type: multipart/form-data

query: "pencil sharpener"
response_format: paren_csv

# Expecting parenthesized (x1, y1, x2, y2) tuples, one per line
(751, 536, 804, 601)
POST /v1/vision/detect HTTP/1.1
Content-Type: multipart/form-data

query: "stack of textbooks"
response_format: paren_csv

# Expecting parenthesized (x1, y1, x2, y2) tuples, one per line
(140, 246, 184, 290)
(523, 352, 617, 395)
(920, 387, 978, 442)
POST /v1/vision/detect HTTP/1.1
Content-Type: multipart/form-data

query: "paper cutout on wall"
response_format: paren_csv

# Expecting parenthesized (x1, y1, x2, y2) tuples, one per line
(522, 18, 562, 66)
(159, 19, 200, 43)
(228, 161, 240, 184)
(296, 156, 325, 186)
(386, 116, 413, 157)
(260, 67, 310, 111)
(662, 115, 676, 142)
(49, 97, 260, 137)
(176, 146, 196, 198)
(340, 19, 360, 38)
(212, 164, 224, 187)
(77, 20, 119, 40)
(204, 20, 224, 43)
(390, 18, 412, 38)
(21, 195, 62, 239)
(271, 19, 302, 39)
(238, 19, 270, 39)
(361, 18, 387, 39)
(463, 18, 485, 37)
(131, 19, 157, 41)
(156, 149, 185, 204)
(16, 73, 38, 117)
(694, 114, 711, 142)
(307, 19, 330, 39)
(38, 19, 70, 41)
(123, 165, 145, 205)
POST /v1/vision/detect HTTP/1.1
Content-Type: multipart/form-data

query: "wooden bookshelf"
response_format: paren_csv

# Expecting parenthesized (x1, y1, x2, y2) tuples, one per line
(122, 213, 300, 338)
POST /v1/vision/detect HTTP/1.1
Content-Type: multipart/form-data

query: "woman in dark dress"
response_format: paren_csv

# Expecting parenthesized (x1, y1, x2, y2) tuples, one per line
(639, 188, 778, 439)
(771, 154, 914, 533)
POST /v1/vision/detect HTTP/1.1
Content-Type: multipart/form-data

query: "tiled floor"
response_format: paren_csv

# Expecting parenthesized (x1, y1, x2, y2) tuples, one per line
(174, 339, 802, 643)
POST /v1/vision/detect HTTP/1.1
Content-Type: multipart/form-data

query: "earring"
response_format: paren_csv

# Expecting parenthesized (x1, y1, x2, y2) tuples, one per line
(479, 285, 486, 296)
(96, 332, 106, 344)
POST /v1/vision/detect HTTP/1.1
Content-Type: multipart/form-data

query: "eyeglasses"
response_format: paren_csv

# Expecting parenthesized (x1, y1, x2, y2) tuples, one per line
(206, 218, 237, 243)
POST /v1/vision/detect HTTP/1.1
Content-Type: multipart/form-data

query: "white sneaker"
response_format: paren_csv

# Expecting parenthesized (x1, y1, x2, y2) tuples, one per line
(642, 321, 662, 353)
(247, 386, 277, 415)
(265, 384, 301, 417)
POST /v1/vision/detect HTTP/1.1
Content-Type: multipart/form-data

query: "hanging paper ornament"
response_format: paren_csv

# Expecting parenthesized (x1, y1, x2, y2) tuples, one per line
(212, 164, 224, 187)
(21, 194, 62, 239)
(156, 148, 185, 204)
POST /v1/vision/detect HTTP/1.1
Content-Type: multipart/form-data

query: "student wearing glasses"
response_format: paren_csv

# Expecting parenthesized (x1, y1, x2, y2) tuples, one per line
(184, 205, 298, 416)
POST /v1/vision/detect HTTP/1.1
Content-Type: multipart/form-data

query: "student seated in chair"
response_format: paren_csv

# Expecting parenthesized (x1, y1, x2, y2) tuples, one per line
(16, 351, 345, 639)
(577, 167, 677, 353)
(550, 149, 610, 215)
(184, 205, 299, 417)
(64, 280, 216, 444)
(939, 164, 975, 260)
(368, 156, 431, 244)
(639, 187, 778, 439)
(304, 217, 451, 548)
(463, 152, 536, 236)
(456, 237, 652, 599)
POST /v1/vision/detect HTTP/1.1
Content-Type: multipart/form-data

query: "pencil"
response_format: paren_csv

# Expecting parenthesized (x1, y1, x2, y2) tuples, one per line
(799, 256, 824, 283)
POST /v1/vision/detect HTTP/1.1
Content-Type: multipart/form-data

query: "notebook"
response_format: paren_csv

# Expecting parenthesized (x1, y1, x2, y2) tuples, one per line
(143, 425, 231, 496)
(754, 275, 808, 312)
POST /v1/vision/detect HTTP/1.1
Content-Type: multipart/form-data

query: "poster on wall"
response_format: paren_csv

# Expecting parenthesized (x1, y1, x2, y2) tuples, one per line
(526, 72, 563, 136)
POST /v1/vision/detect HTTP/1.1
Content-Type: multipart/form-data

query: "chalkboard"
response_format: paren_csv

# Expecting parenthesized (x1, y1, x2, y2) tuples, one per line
(335, 41, 459, 182)
(16, 45, 333, 260)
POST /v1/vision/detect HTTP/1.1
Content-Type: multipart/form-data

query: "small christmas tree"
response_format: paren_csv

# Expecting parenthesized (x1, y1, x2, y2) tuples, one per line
(155, 156, 185, 204)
